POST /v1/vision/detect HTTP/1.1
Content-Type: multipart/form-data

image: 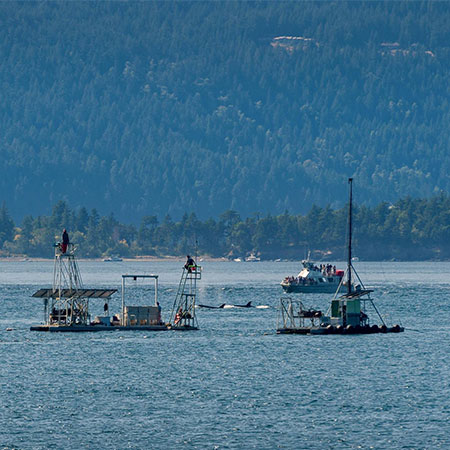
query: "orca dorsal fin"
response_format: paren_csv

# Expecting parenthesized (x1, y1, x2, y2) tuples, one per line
(246, 301, 252, 307)
(219, 303, 225, 308)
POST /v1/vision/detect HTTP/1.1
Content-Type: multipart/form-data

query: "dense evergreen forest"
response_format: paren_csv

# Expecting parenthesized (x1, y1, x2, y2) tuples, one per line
(1, 1, 450, 222)
(0, 195, 449, 260)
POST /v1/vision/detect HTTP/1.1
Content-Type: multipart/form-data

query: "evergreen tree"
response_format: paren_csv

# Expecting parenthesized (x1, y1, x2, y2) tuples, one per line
(0, 203, 15, 247)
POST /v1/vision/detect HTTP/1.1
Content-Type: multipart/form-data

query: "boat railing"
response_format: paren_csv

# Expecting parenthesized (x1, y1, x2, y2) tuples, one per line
(54, 242, 77, 257)
(185, 265, 202, 280)
(278, 297, 323, 329)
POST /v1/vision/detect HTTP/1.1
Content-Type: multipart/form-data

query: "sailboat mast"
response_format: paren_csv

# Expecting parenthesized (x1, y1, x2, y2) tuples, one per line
(347, 178, 353, 295)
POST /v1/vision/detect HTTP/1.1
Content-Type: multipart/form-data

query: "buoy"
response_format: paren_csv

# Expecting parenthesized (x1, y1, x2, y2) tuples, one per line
(335, 325, 343, 333)
(371, 324, 379, 333)
(345, 325, 354, 334)
(380, 324, 387, 333)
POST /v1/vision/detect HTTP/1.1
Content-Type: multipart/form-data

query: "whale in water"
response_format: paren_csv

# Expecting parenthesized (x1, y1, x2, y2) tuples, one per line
(197, 301, 253, 309)
(197, 303, 226, 309)
(232, 301, 253, 308)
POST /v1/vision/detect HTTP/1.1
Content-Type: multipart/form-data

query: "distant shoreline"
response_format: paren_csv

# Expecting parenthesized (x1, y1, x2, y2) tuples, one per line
(1, 256, 449, 263)
(0, 255, 229, 263)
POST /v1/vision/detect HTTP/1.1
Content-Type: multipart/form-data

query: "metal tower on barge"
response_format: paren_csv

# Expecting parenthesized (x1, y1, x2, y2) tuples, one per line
(31, 242, 117, 331)
(169, 256, 201, 330)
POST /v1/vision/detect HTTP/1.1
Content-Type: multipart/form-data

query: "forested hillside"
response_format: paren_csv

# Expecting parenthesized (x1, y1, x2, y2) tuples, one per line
(1, 195, 450, 260)
(1, 1, 450, 222)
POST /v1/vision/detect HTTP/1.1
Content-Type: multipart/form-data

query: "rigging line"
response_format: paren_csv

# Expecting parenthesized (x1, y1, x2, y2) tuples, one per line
(341, 219, 348, 265)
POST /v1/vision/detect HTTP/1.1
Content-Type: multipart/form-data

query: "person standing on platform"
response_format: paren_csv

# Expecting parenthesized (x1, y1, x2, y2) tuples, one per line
(157, 301, 162, 324)
(184, 255, 195, 272)
(61, 229, 69, 254)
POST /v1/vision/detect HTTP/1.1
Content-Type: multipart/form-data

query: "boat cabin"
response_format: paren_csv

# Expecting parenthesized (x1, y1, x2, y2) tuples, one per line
(321, 290, 371, 328)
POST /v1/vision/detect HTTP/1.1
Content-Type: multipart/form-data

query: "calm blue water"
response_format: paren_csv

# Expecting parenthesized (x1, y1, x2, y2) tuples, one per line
(1, 261, 449, 449)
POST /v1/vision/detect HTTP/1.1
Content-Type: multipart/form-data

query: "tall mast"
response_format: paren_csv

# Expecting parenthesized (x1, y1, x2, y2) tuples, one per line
(347, 178, 353, 295)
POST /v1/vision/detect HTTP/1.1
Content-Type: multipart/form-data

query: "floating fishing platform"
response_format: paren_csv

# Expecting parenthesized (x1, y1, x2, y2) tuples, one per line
(277, 295, 404, 335)
(277, 179, 404, 336)
(30, 242, 168, 332)
(30, 241, 204, 332)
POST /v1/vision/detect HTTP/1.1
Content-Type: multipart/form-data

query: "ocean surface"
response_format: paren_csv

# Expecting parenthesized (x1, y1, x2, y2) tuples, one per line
(0, 260, 449, 449)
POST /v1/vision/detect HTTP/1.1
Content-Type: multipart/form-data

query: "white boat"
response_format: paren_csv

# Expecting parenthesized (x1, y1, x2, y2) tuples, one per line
(103, 255, 123, 262)
(280, 256, 345, 293)
(245, 254, 260, 262)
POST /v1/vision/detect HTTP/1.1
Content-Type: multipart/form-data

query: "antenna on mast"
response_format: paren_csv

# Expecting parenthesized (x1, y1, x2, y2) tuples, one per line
(195, 238, 198, 265)
(347, 177, 353, 295)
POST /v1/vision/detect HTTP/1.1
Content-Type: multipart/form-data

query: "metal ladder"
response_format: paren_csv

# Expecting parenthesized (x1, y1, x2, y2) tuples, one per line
(170, 265, 201, 328)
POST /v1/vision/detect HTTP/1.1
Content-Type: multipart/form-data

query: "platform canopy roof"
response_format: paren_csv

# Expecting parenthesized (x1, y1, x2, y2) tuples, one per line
(32, 288, 117, 299)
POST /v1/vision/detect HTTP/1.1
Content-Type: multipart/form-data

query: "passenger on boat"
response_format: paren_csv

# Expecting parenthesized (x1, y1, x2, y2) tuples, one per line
(184, 255, 196, 272)
(61, 229, 70, 254)
(174, 307, 183, 324)
(157, 302, 162, 324)
(360, 311, 368, 325)
(111, 314, 121, 325)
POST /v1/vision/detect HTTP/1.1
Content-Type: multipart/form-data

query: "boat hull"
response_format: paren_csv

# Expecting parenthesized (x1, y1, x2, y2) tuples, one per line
(281, 283, 344, 294)
(30, 324, 169, 332)
(277, 327, 311, 334)
(170, 324, 199, 331)
(277, 325, 404, 335)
